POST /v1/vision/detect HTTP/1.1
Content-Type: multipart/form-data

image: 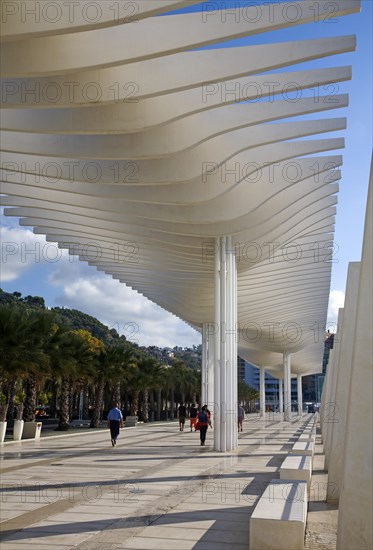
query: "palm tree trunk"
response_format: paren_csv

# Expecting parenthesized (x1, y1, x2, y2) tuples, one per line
(23, 374, 37, 422)
(0, 380, 9, 423)
(142, 388, 149, 422)
(124, 389, 129, 416)
(58, 376, 70, 430)
(83, 382, 90, 419)
(90, 377, 105, 428)
(149, 390, 155, 422)
(68, 382, 74, 420)
(170, 386, 175, 420)
(16, 403, 24, 421)
(130, 390, 139, 416)
(6, 378, 17, 421)
(157, 389, 162, 421)
(50, 380, 58, 418)
(112, 380, 121, 406)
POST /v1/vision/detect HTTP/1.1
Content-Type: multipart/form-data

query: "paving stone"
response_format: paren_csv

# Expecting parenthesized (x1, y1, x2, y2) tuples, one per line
(0, 544, 71, 550)
(0, 415, 334, 550)
(118, 537, 198, 549)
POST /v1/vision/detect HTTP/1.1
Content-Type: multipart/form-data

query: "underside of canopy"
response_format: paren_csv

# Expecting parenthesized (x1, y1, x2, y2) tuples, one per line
(1, 0, 361, 377)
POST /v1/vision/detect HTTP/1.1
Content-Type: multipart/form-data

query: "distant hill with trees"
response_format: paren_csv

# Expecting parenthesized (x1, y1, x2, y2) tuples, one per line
(0, 289, 202, 434)
(51, 307, 125, 345)
(0, 290, 124, 344)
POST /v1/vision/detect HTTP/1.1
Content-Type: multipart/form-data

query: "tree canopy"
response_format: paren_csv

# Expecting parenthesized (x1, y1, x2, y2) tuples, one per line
(0, 290, 203, 427)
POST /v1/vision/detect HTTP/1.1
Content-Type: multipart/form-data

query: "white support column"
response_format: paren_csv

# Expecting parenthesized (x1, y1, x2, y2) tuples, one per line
(207, 323, 215, 409)
(297, 374, 303, 417)
(214, 235, 237, 452)
(337, 168, 373, 550)
(214, 238, 221, 451)
(201, 323, 208, 406)
(324, 309, 344, 471)
(326, 263, 359, 501)
(320, 343, 335, 440)
(279, 378, 283, 415)
(327, 263, 360, 502)
(260, 366, 265, 417)
(220, 237, 227, 452)
(232, 239, 238, 450)
(283, 351, 291, 421)
(226, 236, 234, 450)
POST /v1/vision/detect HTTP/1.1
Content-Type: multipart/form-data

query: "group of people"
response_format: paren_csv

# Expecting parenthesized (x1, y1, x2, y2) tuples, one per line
(178, 402, 211, 445)
(107, 402, 246, 448)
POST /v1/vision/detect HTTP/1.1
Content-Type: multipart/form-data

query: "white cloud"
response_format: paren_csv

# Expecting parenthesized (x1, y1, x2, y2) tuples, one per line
(0, 225, 48, 282)
(1, 217, 200, 347)
(0, 220, 347, 348)
(1, 209, 22, 229)
(327, 290, 345, 329)
(48, 257, 200, 348)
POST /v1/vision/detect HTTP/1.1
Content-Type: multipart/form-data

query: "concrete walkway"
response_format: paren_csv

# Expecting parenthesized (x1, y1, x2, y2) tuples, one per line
(0, 414, 331, 549)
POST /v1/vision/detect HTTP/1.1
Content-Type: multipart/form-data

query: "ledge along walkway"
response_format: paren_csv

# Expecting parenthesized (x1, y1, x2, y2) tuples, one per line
(0, 414, 333, 550)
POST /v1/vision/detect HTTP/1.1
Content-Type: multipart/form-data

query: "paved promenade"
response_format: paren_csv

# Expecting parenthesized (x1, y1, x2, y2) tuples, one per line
(0, 414, 333, 550)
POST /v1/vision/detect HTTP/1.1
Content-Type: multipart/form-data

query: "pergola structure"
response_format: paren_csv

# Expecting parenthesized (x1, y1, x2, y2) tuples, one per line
(1, 0, 361, 452)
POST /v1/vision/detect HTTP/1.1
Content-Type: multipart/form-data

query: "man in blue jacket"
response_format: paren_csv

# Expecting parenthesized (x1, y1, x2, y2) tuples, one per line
(107, 403, 124, 446)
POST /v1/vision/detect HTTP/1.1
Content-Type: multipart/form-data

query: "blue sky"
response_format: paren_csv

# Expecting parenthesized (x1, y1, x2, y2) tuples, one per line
(1, 0, 372, 346)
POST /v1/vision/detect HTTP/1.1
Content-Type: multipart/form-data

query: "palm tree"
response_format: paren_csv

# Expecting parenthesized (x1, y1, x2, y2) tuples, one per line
(70, 330, 103, 423)
(44, 324, 73, 428)
(161, 364, 177, 420)
(190, 369, 201, 405)
(136, 357, 162, 422)
(0, 305, 33, 419)
(170, 359, 193, 408)
(90, 344, 127, 428)
(108, 344, 135, 406)
(238, 380, 259, 413)
(0, 306, 54, 422)
(127, 362, 141, 417)
(23, 310, 60, 421)
(53, 330, 97, 430)
(6, 379, 20, 421)
(153, 364, 169, 421)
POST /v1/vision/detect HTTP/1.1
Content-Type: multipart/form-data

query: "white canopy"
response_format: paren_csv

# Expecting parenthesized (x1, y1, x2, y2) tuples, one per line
(1, 0, 361, 378)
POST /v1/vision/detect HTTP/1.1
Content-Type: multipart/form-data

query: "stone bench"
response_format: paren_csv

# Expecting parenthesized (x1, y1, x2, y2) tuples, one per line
(304, 423, 315, 430)
(302, 424, 316, 432)
(290, 441, 314, 458)
(70, 419, 91, 427)
(280, 455, 312, 492)
(125, 416, 138, 427)
(302, 426, 316, 434)
(298, 435, 316, 446)
(250, 479, 308, 550)
(22, 421, 42, 439)
(301, 424, 315, 431)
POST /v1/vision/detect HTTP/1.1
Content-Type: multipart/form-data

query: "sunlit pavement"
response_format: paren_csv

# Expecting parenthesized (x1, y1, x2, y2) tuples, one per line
(0, 414, 331, 550)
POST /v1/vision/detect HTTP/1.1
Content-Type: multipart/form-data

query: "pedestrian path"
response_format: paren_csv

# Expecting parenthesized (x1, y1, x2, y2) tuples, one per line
(0, 414, 326, 549)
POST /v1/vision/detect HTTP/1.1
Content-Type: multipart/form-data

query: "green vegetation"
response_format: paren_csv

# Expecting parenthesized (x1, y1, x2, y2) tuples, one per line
(0, 290, 202, 427)
(238, 380, 260, 413)
(0, 289, 258, 426)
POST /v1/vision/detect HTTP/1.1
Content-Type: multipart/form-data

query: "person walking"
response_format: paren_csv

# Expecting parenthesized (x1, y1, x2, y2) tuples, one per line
(203, 404, 212, 428)
(178, 402, 187, 431)
(238, 404, 245, 432)
(107, 403, 124, 446)
(189, 403, 198, 431)
(197, 405, 210, 446)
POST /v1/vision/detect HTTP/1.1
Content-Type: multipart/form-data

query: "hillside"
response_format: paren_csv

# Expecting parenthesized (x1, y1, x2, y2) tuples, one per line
(0, 290, 201, 366)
